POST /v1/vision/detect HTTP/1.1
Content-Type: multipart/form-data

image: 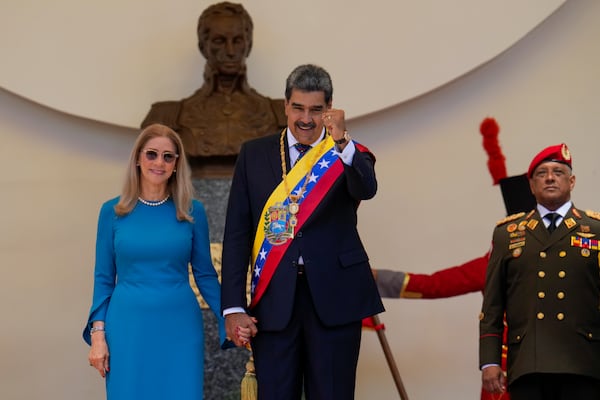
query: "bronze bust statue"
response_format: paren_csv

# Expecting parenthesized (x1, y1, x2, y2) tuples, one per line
(141, 2, 286, 177)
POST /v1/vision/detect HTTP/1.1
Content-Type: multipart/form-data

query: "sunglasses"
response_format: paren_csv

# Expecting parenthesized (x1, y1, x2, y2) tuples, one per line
(141, 149, 179, 164)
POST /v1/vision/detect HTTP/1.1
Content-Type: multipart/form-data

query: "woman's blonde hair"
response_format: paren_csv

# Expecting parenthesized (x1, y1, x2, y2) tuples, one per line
(115, 124, 195, 222)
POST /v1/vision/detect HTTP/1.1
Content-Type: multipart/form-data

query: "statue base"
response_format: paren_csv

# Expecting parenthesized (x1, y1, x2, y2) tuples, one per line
(193, 177, 250, 400)
(190, 155, 236, 179)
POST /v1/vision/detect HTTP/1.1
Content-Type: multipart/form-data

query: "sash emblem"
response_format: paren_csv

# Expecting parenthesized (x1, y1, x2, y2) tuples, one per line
(264, 202, 294, 245)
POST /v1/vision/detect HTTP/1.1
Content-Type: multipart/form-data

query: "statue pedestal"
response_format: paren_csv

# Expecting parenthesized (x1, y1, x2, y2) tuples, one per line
(193, 178, 250, 400)
(190, 156, 236, 179)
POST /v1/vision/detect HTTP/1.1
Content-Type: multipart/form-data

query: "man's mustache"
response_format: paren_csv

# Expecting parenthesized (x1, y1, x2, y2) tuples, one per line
(296, 121, 316, 130)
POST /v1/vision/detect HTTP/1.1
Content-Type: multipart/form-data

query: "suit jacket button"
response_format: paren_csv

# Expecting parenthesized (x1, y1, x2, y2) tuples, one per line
(556, 313, 565, 321)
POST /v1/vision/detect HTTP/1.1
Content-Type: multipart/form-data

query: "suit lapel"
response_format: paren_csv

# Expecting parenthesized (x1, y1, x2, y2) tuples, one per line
(264, 131, 288, 184)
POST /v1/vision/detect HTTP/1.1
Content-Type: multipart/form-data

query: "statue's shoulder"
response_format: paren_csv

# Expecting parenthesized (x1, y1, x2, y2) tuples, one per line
(141, 101, 182, 129)
(496, 211, 526, 227)
(268, 98, 287, 128)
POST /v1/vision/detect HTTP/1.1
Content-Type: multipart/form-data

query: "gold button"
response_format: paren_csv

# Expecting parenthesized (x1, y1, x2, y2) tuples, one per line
(516, 335, 521, 341)
(557, 313, 565, 320)
(559, 251, 567, 257)
(558, 271, 566, 278)
(540, 252, 547, 258)
(557, 292, 565, 300)
(538, 291, 545, 299)
(537, 312, 545, 320)
(538, 271, 546, 278)
(589, 333, 594, 339)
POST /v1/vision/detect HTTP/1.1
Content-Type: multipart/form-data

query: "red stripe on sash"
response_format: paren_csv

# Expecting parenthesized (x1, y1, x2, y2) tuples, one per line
(250, 159, 345, 308)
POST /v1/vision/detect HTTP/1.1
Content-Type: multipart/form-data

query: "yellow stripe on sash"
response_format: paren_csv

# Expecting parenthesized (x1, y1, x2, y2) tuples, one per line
(251, 136, 335, 265)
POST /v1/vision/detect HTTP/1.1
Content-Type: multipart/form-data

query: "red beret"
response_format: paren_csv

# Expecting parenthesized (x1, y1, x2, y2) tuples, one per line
(527, 143, 572, 178)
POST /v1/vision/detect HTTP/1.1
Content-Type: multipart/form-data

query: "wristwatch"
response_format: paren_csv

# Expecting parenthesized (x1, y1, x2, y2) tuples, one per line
(334, 130, 350, 145)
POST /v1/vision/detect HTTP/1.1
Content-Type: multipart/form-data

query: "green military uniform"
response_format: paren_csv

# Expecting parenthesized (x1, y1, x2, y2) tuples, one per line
(480, 206, 600, 386)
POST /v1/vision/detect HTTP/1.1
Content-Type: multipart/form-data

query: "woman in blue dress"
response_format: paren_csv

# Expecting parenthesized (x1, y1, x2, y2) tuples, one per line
(83, 123, 228, 399)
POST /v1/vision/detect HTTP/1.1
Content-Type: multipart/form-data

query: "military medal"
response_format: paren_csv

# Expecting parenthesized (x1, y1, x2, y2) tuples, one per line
(582, 248, 591, 257)
(288, 195, 300, 215)
(571, 235, 600, 250)
(287, 194, 301, 229)
(577, 232, 595, 238)
(509, 241, 525, 250)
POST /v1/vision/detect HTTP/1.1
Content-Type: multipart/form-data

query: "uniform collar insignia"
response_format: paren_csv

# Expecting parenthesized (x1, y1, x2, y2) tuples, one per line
(564, 218, 577, 229)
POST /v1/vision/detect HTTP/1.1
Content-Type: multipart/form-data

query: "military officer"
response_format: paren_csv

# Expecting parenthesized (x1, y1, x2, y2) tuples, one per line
(373, 173, 536, 400)
(479, 143, 600, 400)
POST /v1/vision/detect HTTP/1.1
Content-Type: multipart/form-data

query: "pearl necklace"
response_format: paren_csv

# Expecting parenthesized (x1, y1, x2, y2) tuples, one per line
(138, 195, 170, 206)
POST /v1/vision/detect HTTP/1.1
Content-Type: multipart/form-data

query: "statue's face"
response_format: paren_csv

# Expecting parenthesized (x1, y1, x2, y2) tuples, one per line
(202, 15, 250, 76)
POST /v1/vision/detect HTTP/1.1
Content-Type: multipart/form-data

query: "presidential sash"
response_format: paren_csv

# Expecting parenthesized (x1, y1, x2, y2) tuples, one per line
(249, 137, 371, 308)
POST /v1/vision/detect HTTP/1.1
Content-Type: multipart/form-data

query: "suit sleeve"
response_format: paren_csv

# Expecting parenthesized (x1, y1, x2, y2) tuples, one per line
(344, 144, 377, 201)
(221, 143, 254, 312)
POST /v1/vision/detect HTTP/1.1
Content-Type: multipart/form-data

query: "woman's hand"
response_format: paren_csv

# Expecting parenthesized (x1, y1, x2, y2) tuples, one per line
(88, 333, 110, 378)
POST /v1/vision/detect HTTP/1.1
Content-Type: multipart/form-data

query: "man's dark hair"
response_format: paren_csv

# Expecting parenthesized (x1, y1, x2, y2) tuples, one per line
(285, 64, 333, 104)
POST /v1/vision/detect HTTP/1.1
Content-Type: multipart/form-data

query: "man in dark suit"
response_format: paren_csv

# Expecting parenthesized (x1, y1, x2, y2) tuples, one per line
(480, 143, 600, 399)
(221, 64, 384, 399)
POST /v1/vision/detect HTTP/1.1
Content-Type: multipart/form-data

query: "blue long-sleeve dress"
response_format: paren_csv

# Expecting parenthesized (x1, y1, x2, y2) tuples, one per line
(83, 197, 226, 399)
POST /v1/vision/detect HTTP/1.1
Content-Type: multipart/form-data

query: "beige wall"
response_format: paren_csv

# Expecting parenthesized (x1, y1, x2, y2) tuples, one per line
(1, 0, 599, 399)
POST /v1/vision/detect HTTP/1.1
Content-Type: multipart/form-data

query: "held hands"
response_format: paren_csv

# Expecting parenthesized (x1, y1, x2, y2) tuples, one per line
(482, 365, 506, 394)
(225, 313, 258, 347)
(88, 333, 110, 378)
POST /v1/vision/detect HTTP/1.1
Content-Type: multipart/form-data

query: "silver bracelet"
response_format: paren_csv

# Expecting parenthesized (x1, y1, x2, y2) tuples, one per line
(90, 326, 105, 334)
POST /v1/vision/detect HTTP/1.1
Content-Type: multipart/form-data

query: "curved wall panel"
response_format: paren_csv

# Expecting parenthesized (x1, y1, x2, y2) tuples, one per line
(0, 0, 565, 127)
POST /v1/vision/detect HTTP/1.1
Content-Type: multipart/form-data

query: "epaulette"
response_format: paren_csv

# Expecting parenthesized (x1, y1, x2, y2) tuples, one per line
(585, 210, 600, 221)
(496, 212, 526, 227)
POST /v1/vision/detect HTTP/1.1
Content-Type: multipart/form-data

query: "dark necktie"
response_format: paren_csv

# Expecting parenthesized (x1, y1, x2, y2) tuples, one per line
(294, 143, 312, 164)
(545, 213, 559, 233)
